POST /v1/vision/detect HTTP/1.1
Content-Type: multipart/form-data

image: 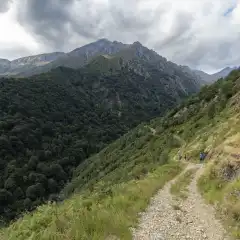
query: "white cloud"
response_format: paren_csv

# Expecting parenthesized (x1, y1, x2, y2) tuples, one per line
(0, 0, 239, 73)
(0, 2, 43, 59)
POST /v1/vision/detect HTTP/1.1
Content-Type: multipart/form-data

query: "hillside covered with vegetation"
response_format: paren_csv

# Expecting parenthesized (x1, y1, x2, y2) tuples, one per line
(1, 69, 240, 239)
(0, 61, 200, 223)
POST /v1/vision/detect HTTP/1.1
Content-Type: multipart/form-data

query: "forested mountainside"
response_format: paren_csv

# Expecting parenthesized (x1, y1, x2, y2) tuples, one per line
(64, 69, 240, 197)
(1, 69, 239, 240)
(0, 61, 199, 223)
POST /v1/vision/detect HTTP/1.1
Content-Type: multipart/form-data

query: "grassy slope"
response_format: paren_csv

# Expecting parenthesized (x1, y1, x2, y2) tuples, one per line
(197, 115, 240, 238)
(1, 70, 240, 239)
(1, 163, 181, 240)
(0, 110, 185, 239)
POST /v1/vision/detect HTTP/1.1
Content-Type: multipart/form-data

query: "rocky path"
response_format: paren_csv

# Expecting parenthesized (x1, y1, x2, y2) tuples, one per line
(132, 164, 230, 240)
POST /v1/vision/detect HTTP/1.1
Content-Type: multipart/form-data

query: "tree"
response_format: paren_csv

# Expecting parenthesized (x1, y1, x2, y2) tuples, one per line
(221, 81, 234, 99)
(47, 179, 58, 193)
(23, 198, 32, 209)
(48, 164, 67, 181)
(0, 189, 12, 206)
(4, 177, 16, 191)
(28, 156, 38, 170)
(13, 187, 24, 200)
(26, 183, 45, 200)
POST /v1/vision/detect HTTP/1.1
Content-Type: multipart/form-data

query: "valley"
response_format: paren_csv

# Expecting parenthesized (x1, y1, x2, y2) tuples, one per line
(0, 62, 239, 239)
(0, 38, 239, 239)
(0, 40, 202, 223)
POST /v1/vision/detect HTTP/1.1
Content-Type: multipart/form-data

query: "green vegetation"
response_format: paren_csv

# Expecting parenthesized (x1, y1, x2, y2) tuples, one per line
(0, 162, 182, 240)
(0, 39, 203, 222)
(63, 123, 172, 197)
(170, 168, 197, 199)
(1, 63, 240, 239)
(66, 69, 240, 195)
(61, 69, 240, 238)
(0, 63, 194, 223)
(198, 160, 240, 238)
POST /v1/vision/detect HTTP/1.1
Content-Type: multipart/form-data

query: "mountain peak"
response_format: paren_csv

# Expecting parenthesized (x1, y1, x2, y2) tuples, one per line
(96, 38, 111, 43)
(132, 41, 143, 46)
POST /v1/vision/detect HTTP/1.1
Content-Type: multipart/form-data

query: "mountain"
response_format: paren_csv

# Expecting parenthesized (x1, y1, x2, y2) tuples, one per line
(2, 69, 240, 239)
(0, 39, 237, 86)
(192, 69, 212, 82)
(0, 39, 128, 77)
(0, 59, 10, 74)
(64, 68, 240, 197)
(0, 39, 202, 88)
(193, 66, 239, 83)
(210, 66, 239, 81)
(83, 42, 201, 94)
(0, 56, 200, 223)
(0, 52, 65, 76)
(180, 66, 208, 86)
(38, 39, 128, 72)
(69, 38, 127, 58)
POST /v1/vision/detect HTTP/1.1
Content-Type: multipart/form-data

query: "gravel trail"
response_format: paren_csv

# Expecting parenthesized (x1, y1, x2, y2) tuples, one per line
(132, 164, 231, 240)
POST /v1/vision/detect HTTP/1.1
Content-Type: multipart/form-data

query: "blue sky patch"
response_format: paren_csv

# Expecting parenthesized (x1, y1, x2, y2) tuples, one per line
(224, 5, 236, 16)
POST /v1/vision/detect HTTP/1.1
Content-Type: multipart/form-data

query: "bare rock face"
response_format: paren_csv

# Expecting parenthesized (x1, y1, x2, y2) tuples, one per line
(69, 38, 127, 58)
(0, 52, 65, 76)
(11, 52, 65, 66)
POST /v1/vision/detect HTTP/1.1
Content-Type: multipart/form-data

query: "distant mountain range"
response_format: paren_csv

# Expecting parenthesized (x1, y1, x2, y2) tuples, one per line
(192, 66, 239, 83)
(0, 39, 237, 84)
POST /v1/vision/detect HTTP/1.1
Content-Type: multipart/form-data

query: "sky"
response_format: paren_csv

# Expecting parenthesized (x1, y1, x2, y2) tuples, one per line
(0, 0, 239, 73)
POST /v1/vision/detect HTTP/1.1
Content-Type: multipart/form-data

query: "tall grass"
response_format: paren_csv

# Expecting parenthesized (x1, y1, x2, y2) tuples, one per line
(198, 159, 240, 238)
(0, 162, 182, 240)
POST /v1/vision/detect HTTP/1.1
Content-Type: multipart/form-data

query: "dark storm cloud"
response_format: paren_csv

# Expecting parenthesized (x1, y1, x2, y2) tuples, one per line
(0, 0, 12, 13)
(17, 0, 75, 48)
(16, 0, 159, 48)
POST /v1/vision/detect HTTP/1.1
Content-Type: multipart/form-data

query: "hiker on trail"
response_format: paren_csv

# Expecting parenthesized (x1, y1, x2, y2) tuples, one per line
(178, 150, 182, 161)
(200, 152, 206, 162)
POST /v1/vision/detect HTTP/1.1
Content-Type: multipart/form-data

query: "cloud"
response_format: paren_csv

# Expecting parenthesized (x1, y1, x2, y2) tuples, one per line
(0, 0, 12, 13)
(0, 3, 42, 59)
(16, 0, 76, 49)
(0, 0, 239, 72)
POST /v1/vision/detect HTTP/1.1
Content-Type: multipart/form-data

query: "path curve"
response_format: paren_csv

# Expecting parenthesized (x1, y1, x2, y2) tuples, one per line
(132, 164, 230, 240)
